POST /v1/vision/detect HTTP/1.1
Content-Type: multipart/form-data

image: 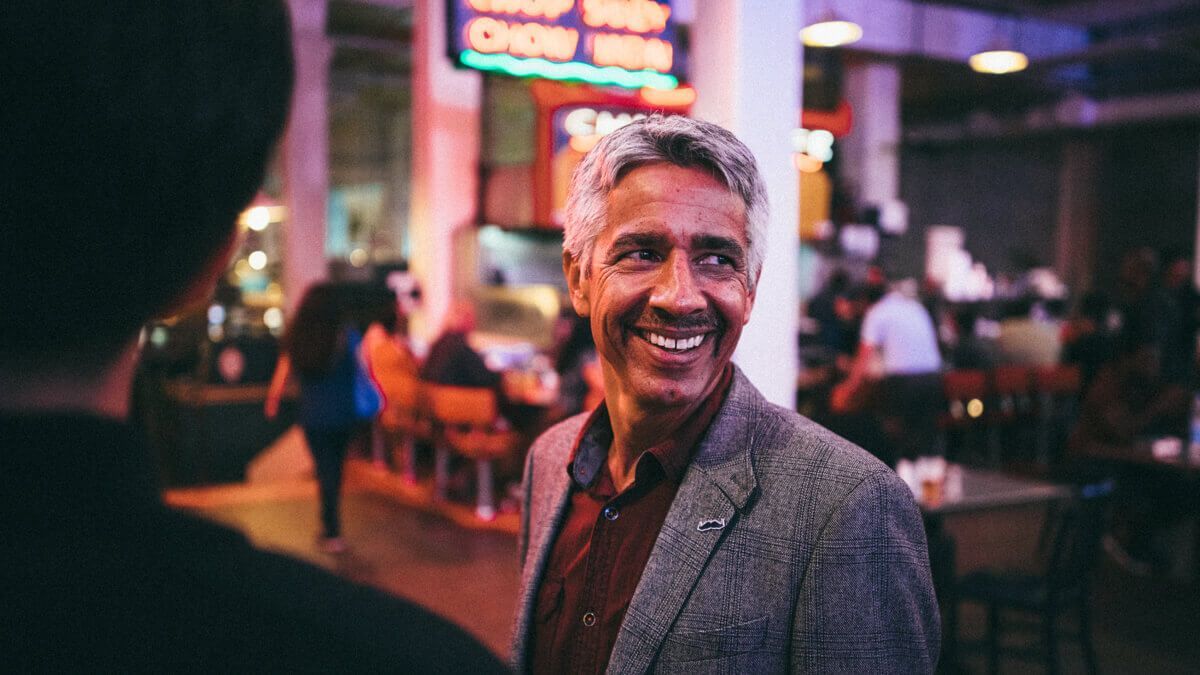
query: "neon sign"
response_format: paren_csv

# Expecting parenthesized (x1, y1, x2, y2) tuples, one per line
(450, 0, 684, 90)
(561, 107, 646, 152)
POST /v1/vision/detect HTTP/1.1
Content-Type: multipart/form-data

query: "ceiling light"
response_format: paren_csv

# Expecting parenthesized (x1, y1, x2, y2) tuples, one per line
(801, 13, 862, 48)
(970, 16, 1028, 75)
(968, 48, 1028, 74)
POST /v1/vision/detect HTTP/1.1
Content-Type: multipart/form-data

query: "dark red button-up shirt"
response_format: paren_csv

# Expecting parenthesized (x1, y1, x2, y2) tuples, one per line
(529, 367, 733, 675)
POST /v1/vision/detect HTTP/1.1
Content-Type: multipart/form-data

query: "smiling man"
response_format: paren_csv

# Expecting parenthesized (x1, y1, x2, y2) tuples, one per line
(511, 116, 940, 674)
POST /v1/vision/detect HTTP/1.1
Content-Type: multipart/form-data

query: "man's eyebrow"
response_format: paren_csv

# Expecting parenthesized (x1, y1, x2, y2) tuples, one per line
(609, 232, 670, 250)
(692, 234, 745, 255)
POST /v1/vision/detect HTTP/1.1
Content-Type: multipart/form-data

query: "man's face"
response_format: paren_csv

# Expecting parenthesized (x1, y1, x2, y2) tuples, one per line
(565, 163, 755, 412)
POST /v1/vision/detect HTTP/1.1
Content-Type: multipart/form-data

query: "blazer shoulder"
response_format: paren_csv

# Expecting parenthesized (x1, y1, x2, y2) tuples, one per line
(751, 401, 903, 496)
(528, 411, 589, 467)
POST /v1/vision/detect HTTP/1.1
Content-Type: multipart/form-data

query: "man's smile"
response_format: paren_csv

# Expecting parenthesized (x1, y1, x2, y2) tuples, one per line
(635, 329, 710, 353)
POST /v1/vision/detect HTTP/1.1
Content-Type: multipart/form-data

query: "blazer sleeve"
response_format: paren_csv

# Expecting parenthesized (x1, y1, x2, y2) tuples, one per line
(517, 439, 537, 570)
(790, 469, 941, 673)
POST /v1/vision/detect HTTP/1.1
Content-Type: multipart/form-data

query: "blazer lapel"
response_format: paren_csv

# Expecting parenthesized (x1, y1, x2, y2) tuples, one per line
(607, 368, 763, 675)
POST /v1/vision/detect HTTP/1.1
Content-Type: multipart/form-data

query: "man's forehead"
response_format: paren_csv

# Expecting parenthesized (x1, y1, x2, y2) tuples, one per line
(611, 162, 735, 199)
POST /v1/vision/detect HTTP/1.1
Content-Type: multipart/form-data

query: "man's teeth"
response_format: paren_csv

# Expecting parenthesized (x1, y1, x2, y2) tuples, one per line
(645, 332, 706, 351)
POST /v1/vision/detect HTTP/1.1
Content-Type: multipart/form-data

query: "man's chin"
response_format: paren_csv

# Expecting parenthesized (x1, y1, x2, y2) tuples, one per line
(625, 372, 718, 411)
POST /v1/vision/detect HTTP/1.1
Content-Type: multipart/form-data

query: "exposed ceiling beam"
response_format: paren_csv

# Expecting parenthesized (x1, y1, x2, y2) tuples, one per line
(911, 0, 1200, 27)
(1036, 0, 1200, 27)
(1027, 23, 1200, 70)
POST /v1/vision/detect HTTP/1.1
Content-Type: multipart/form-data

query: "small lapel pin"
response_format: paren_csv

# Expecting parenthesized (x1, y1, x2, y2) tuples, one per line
(697, 518, 726, 532)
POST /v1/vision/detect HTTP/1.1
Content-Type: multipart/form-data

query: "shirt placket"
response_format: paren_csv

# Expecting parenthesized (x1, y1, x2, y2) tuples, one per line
(567, 487, 628, 674)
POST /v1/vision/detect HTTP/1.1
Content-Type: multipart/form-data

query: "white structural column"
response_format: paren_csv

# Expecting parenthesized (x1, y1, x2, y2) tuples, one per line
(410, 0, 482, 344)
(691, 0, 802, 407)
(281, 0, 333, 311)
(841, 62, 902, 210)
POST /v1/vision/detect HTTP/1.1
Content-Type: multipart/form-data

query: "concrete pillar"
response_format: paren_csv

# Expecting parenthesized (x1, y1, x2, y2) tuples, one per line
(841, 62, 902, 210)
(691, 0, 802, 407)
(1054, 140, 1100, 292)
(410, 0, 482, 345)
(281, 0, 332, 311)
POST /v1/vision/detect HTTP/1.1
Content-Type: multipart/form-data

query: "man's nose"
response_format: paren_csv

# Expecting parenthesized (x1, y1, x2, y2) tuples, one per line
(649, 252, 705, 315)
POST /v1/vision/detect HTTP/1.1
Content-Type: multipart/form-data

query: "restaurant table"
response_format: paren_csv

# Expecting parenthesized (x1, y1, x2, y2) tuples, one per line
(917, 464, 1073, 517)
(1074, 437, 1200, 477)
(916, 464, 1072, 672)
(1074, 438, 1200, 585)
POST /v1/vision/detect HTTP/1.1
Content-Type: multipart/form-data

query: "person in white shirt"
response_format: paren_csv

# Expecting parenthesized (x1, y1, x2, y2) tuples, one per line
(833, 279, 943, 464)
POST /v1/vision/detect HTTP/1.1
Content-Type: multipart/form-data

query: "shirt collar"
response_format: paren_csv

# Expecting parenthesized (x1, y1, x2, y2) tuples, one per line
(566, 365, 735, 488)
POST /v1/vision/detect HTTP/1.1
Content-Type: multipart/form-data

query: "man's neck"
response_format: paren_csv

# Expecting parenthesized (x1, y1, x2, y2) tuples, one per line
(0, 340, 139, 421)
(603, 387, 708, 492)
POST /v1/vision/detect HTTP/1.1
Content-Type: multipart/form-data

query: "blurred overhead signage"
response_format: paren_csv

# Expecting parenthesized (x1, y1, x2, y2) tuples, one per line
(560, 107, 646, 153)
(450, 0, 684, 90)
(529, 80, 692, 226)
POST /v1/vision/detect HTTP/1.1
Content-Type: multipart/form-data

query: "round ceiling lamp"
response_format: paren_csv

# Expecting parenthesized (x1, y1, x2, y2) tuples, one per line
(970, 15, 1028, 75)
(801, 13, 863, 48)
(968, 48, 1029, 74)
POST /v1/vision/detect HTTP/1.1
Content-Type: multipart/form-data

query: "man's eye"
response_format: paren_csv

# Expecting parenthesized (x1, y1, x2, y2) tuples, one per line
(623, 250, 660, 262)
(698, 254, 732, 266)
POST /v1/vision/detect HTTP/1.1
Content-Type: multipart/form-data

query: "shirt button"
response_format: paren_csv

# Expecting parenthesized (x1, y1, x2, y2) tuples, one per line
(603, 506, 619, 521)
(582, 612, 597, 627)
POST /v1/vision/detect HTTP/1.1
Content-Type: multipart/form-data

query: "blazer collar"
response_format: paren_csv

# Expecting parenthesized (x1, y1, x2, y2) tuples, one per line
(682, 365, 761, 510)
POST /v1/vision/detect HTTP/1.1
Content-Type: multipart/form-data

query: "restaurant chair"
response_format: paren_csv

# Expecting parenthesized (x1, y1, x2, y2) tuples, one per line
(1033, 365, 1083, 466)
(427, 384, 523, 521)
(988, 365, 1036, 466)
(940, 369, 991, 463)
(954, 479, 1113, 675)
(376, 373, 432, 483)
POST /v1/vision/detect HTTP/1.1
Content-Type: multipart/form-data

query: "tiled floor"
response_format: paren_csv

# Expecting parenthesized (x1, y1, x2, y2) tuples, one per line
(173, 460, 1200, 672)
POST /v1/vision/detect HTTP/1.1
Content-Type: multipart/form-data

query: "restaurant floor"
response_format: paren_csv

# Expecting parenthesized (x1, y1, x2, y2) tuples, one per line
(171, 460, 1200, 673)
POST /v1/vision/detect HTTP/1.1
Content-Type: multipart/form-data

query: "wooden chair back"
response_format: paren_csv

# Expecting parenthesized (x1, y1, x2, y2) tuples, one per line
(428, 384, 499, 428)
(992, 365, 1033, 396)
(943, 369, 989, 403)
(1034, 364, 1082, 395)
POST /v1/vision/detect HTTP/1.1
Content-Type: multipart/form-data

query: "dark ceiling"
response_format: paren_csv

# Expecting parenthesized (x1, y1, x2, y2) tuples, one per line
(897, 0, 1200, 125)
(323, 0, 1200, 128)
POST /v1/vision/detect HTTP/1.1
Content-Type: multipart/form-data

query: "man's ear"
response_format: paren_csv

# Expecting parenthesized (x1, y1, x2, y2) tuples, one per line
(158, 226, 241, 318)
(563, 251, 590, 317)
(742, 271, 760, 325)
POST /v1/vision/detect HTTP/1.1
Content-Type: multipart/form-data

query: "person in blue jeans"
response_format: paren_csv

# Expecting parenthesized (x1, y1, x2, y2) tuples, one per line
(267, 283, 371, 553)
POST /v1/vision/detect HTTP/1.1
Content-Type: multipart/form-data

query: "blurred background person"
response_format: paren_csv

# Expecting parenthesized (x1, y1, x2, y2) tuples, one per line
(361, 285, 421, 469)
(1069, 322, 1191, 575)
(1116, 247, 1189, 383)
(420, 300, 501, 393)
(946, 304, 997, 370)
(266, 283, 377, 554)
(995, 296, 1062, 366)
(1070, 325, 1189, 453)
(548, 308, 597, 421)
(1060, 290, 1117, 395)
(1163, 248, 1200, 376)
(833, 277, 943, 465)
(806, 269, 851, 360)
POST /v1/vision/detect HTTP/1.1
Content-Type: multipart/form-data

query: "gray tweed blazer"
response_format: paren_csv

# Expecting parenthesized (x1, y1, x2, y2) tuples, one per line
(511, 366, 940, 674)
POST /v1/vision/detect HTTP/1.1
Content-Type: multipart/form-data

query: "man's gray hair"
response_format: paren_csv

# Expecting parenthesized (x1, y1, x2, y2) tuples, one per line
(562, 114, 769, 291)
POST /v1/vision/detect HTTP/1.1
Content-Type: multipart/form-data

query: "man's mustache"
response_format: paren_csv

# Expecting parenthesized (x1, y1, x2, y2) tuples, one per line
(633, 309, 721, 333)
